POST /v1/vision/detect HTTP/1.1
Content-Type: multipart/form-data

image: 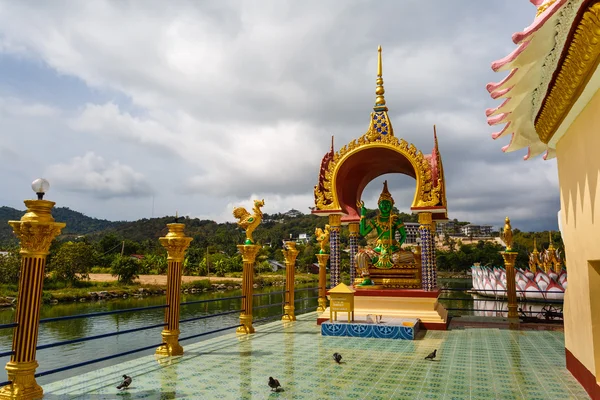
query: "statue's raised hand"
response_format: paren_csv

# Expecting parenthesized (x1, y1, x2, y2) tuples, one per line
(356, 200, 366, 215)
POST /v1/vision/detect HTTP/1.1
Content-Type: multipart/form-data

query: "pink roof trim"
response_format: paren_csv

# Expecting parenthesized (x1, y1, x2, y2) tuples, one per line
(492, 41, 531, 72)
(486, 98, 511, 116)
(501, 133, 515, 152)
(486, 68, 518, 93)
(523, 146, 532, 160)
(487, 112, 510, 126)
(512, 0, 567, 44)
(490, 86, 514, 99)
(491, 122, 511, 140)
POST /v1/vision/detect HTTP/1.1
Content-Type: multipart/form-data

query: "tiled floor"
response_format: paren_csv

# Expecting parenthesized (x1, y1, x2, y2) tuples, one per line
(43, 313, 590, 399)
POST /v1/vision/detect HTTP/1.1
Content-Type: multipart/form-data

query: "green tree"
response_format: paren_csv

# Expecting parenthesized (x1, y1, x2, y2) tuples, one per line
(47, 241, 97, 285)
(0, 247, 20, 284)
(111, 255, 140, 284)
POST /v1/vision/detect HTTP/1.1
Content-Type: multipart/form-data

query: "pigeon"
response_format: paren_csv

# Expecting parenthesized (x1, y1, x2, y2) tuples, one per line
(333, 352, 342, 364)
(366, 314, 374, 324)
(116, 375, 132, 390)
(424, 349, 437, 361)
(268, 377, 281, 392)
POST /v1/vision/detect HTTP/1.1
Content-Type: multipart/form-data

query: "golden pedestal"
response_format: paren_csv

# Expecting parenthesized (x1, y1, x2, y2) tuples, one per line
(0, 361, 42, 400)
(156, 329, 184, 356)
(354, 262, 421, 289)
(319, 288, 448, 330)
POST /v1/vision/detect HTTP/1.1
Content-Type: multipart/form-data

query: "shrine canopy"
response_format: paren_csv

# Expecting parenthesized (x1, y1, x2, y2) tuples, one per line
(312, 46, 448, 223)
(486, 0, 600, 160)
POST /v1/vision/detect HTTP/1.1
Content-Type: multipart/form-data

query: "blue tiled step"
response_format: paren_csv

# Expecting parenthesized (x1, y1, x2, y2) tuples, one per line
(321, 318, 419, 340)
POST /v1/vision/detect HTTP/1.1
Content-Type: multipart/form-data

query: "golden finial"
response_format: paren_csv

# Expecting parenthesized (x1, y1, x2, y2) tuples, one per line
(378, 180, 394, 205)
(502, 216, 513, 251)
(548, 231, 555, 250)
(375, 45, 387, 110)
(532, 237, 538, 253)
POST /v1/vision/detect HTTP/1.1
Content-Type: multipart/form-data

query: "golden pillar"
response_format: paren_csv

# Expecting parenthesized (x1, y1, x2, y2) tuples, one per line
(156, 223, 192, 356)
(282, 241, 299, 321)
(501, 217, 519, 329)
(237, 244, 260, 334)
(316, 253, 329, 312)
(0, 180, 65, 400)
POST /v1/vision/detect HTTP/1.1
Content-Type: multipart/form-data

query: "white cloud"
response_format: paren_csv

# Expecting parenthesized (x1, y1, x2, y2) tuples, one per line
(45, 152, 153, 198)
(0, 1, 560, 230)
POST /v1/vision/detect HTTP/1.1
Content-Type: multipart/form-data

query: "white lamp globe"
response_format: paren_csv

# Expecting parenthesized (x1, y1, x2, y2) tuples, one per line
(31, 178, 50, 200)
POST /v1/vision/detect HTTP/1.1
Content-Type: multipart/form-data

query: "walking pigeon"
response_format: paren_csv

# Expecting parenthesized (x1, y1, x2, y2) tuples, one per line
(424, 349, 437, 361)
(333, 352, 342, 364)
(268, 377, 281, 392)
(117, 375, 132, 390)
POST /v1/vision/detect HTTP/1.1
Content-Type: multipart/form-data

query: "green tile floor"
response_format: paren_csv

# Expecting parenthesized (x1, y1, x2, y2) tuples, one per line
(43, 313, 590, 399)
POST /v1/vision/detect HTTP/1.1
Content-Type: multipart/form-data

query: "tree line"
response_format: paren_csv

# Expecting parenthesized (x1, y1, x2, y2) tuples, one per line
(0, 206, 563, 287)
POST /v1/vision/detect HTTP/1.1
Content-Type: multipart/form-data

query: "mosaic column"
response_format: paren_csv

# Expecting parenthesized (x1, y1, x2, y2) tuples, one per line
(328, 214, 342, 288)
(430, 221, 438, 289)
(0, 197, 65, 400)
(156, 223, 192, 356)
(282, 241, 299, 322)
(237, 245, 260, 334)
(348, 222, 359, 285)
(418, 212, 435, 291)
(316, 253, 329, 312)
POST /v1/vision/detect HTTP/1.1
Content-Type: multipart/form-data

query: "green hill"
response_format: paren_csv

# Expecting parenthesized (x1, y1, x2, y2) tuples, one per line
(0, 206, 124, 246)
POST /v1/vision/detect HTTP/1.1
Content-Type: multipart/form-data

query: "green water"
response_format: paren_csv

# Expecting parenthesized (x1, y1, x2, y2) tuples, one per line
(0, 284, 319, 385)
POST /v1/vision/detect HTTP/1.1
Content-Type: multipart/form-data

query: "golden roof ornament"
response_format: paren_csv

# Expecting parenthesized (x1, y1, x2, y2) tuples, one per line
(503, 216, 513, 251)
(374, 45, 387, 111)
(378, 180, 394, 205)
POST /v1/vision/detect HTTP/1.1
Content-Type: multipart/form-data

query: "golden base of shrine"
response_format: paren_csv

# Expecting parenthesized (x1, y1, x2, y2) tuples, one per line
(318, 289, 448, 330)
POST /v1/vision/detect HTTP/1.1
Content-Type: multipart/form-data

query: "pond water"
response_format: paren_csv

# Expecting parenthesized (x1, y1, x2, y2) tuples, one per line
(0, 284, 319, 385)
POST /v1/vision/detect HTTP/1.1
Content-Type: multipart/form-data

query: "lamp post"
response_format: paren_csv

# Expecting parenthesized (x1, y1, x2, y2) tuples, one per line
(0, 179, 65, 400)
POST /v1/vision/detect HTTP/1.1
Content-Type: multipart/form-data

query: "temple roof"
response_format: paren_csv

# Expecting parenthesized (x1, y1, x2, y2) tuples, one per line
(486, 0, 600, 160)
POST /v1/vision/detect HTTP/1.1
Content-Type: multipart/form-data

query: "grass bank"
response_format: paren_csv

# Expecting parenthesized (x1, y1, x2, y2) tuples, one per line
(0, 272, 320, 306)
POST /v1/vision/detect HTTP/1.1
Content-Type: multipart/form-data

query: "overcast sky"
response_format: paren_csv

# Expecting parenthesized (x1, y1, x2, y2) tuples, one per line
(0, 1, 560, 231)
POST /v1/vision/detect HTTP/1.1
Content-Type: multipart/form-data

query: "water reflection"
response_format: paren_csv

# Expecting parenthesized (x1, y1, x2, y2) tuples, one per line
(438, 278, 563, 318)
(0, 285, 318, 385)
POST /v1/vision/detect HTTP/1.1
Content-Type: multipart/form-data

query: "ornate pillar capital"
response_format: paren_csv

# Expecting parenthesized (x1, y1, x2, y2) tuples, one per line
(159, 223, 193, 262)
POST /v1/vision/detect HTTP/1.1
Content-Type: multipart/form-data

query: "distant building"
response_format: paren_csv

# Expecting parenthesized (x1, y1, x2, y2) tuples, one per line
(461, 224, 493, 237)
(437, 221, 458, 235)
(400, 222, 420, 244)
(284, 209, 303, 218)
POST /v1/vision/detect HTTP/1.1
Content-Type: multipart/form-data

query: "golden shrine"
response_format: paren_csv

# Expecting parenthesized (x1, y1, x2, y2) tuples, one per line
(312, 46, 449, 329)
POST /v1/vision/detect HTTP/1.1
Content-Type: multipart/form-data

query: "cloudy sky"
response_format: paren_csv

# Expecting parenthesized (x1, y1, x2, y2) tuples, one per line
(0, 1, 560, 231)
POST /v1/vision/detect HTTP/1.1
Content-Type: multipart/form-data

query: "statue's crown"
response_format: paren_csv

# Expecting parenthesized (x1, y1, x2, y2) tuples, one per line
(378, 180, 394, 205)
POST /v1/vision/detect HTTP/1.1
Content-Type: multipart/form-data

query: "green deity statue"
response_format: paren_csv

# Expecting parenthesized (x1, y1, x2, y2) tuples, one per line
(356, 180, 413, 285)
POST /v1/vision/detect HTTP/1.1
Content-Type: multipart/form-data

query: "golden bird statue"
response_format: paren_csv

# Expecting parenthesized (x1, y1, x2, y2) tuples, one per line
(233, 199, 265, 245)
(502, 216, 513, 251)
(315, 224, 330, 254)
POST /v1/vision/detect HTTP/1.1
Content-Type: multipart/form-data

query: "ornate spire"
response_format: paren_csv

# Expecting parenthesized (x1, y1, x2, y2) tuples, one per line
(374, 45, 387, 111)
(547, 231, 555, 250)
(532, 237, 538, 253)
(378, 180, 394, 205)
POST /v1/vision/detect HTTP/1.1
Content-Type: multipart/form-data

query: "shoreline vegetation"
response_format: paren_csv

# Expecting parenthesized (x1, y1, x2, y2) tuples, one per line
(0, 271, 470, 307)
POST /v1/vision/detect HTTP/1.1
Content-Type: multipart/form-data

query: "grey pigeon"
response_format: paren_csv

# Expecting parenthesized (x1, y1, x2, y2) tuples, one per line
(333, 352, 342, 364)
(268, 377, 281, 392)
(424, 349, 437, 361)
(117, 375, 132, 390)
